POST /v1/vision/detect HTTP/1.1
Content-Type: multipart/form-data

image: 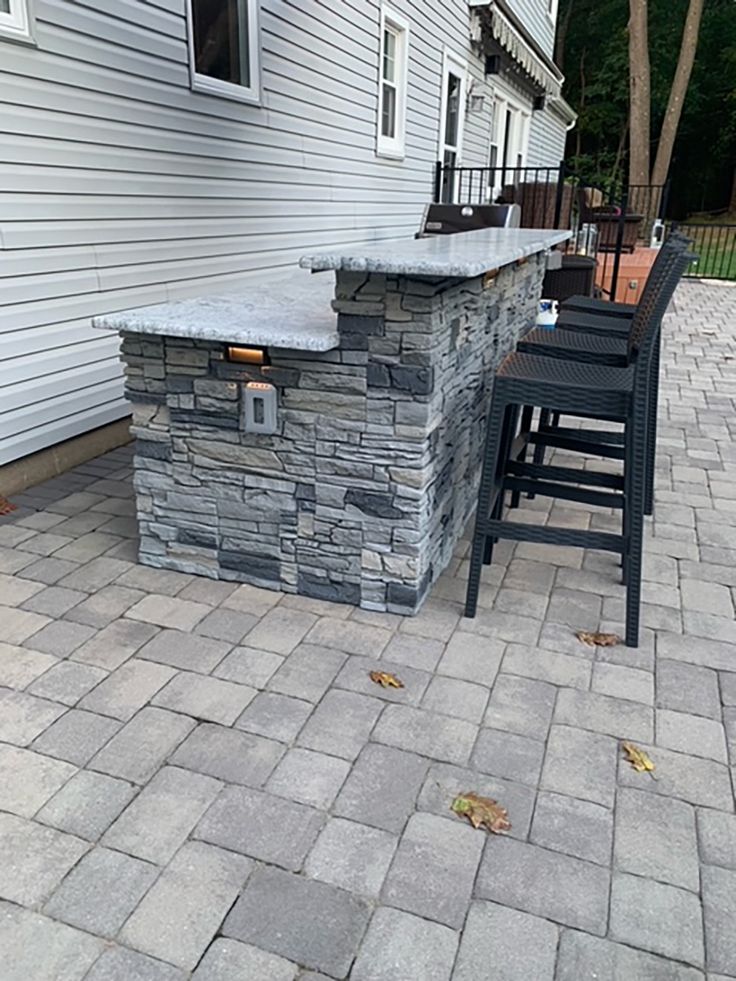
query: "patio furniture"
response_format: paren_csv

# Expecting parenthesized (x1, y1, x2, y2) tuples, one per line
(541, 254, 597, 303)
(501, 181, 574, 229)
(463, 244, 693, 646)
(578, 188, 644, 254)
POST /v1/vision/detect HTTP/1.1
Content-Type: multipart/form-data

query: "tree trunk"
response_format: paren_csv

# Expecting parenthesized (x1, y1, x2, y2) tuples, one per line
(650, 0, 705, 188)
(730, 167, 736, 215)
(628, 0, 651, 187)
(555, 0, 575, 70)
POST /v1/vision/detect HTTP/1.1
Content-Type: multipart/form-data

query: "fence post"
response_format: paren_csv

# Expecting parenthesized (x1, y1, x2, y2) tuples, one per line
(659, 179, 671, 221)
(432, 160, 442, 203)
(553, 159, 566, 228)
(608, 189, 628, 303)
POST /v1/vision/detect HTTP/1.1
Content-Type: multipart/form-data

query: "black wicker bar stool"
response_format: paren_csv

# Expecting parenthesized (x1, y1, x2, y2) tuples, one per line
(464, 249, 694, 647)
(516, 235, 691, 514)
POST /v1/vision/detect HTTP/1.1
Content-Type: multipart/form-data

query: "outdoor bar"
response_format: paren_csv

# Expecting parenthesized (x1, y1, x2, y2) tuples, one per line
(95, 227, 569, 615)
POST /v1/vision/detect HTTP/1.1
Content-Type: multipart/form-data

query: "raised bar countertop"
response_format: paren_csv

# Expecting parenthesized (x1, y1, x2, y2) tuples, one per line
(93, 270, 340, 352)
(300, 227, 571, 278)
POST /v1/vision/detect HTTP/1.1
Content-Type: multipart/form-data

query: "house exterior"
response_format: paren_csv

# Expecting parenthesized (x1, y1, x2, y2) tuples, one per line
(0, 0, 575, 468)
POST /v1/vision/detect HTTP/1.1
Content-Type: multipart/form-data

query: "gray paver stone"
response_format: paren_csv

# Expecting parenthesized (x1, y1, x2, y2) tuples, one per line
(31, 708, 121, 766)
(380, 632, 445, 671)
(555, 688, 654, 742)
(697, 808, 736, 869)
(27, 660, 107, 706)
(556, 929, 704, 981)
(437, 631, 504, 686)
(152, 670, 256, 725)
(79, 659, 177, 721)
(475, 836, 610, 935)
(332, 654, 432, 706)
(614, 787, 699, 891)
(25, 619, 96, 657)
(381, 811, 484, 928)
(103, 765, 221, 864)
(89, 707, 196, 784)
(471, 726, 545, 786)
(171, 721, 284, 786)
(657, 659, 721, 719)
(213, 645, 284, 688)
(483, 673, 556, 740)
(0, 901, 104, 981)
(223, 864, 371, 979)
(503, 643, 592, 689)
(304, 817, 397, 897)
(120, 840, 252, 971)
(136, 628, 231, 674)
(235, 691, 314, 742)
(609, 872, 704, 967)
(373, 703, 477, 765)
(71, 619, 158, 671)
(0, 689, 66, 746)
(192, 939, 297, 981)
(617, 743, 734, 811)
(36, 770, 137, 841)
(540, 725, 618, 807)
(83, 946, 186, 981)
(267, 643, 346, 702)
(0, 641, 56, 690)
(531, 791, 613, 866)
(267, 748, 350, 809)
(0, 812, 89, 906)
(350, 906, 458, 981)
(656, 709, 728, 762)
(334, 743, 428, 833)
(297, 689, 382, 760)
(702, 865, 736, 975)
(44, 846, 157, 937)
(0, 741, 76, 818)
(453, 901, 558, 981)
(421, 674, 489, 722)
(195, 784, 324, 870)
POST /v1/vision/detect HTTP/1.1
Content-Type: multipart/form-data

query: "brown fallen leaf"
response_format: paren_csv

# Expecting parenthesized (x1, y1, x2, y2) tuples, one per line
(576, 630, 622, 648)
(451, 792, 511, 834)
(622, 741, 656, 778)
(369, 670, 404, 689)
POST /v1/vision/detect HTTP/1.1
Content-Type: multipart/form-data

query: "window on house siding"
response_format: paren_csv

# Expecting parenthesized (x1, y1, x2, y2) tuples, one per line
(187, 0, 260, 103)
(377, 7, 409, 158)
(0, 0, 33, 43)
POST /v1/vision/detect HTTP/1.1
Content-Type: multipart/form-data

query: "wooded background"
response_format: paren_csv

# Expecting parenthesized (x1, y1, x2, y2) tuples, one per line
(557, 0, 736, 218)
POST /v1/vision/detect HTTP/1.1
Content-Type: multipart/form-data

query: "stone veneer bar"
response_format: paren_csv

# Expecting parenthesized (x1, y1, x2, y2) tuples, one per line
(95, 228, 569, 614)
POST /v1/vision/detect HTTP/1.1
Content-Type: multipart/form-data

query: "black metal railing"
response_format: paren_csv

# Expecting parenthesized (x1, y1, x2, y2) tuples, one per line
(679, 223, 736, 280)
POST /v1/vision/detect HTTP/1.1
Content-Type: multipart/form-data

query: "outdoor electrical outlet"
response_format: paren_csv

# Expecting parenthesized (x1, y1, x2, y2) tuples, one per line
(629, 280, 638, 290)
(243, 382, 278, 434)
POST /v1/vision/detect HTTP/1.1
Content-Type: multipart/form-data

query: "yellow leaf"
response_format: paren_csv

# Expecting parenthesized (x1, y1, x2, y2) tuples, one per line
(622, 741, 656, 776)
(451, 792, 511, 834)
(576, 630, 622, 648)
(369, 670, 404, 689)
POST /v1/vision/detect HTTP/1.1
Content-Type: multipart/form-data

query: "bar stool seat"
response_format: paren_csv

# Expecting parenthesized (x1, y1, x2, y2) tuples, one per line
(560, 295, 636, 319)
(518, 327, 627, 366)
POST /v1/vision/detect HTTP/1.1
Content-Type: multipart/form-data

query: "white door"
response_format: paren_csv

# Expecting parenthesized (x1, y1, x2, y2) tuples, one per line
(438, 52, 466, 202)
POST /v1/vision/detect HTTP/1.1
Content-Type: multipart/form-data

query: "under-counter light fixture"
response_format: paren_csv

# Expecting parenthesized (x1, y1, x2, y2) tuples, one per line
(226, 345, 269, 366)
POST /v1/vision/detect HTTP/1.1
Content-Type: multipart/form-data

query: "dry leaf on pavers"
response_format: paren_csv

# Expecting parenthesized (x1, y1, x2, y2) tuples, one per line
(576, 630, 622, 648)
(622, 741, 656, 778)
(451, 792, 511, 834)
(369, 670, 404, 689)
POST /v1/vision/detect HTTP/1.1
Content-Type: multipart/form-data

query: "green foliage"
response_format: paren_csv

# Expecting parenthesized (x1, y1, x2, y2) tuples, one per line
(558, 0, 736, 214)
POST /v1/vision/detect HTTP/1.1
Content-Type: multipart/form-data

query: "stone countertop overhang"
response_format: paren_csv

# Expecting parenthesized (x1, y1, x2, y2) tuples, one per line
(93, 228, 571, 350)
(299, 227, 571, 278)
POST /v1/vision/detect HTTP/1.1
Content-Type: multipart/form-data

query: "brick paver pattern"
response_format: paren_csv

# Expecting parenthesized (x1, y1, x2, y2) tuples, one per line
(1, 280, 735, 980)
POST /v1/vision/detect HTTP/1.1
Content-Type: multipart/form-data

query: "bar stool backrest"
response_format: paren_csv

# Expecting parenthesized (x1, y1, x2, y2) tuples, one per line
(626, 238, 690, 362)
(630, 250, 696, 381)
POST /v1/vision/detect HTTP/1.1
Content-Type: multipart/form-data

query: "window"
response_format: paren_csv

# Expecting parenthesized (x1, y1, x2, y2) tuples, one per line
(0, 0, 33, 43)
(377, 7, 409, 158)
(438, 50, 466, 202)
(186, 0, 260, 103)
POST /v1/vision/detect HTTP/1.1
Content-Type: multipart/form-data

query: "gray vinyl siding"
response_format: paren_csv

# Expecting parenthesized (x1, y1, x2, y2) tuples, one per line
(528, 103, 569, 166)
(506, 0, 556, 58)
(0, 0, 561, 466)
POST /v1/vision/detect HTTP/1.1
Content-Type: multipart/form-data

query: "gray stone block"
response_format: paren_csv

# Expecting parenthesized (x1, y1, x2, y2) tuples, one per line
(350, 906, 458, 981)
(71, 619, 158, 671)
(222, 865, 371, 979)
(697, 808, 736, 869)
(27, 660, 107, 706)
(103, 765, 221, 865)
(213, 645, 284, 689)
(334, 743, 427, 833)
(195, 785, 324, 870)
(332, 654, 431, 706)
(453, 901, 558, 981)
(89, 707, 195, 784)
(484, 673, 555, 740)
(79, 659, 177, 721)
(0, 812, 89, 906)
(554, 688, 654, 742)
(44, 846, 157, 938)
(531, 791, 613, 866)
(36, 769, 136, 841)
(268, 643, 346, 702)
(25, 619, 97, 657)
(0, 743, 75, 818)
(475, 836, 610, 935)
(0, 689, 66, 746)
(297, 689, 382, 760)
(0, 901, 104, 981)
(381, 812, 483, 928)
(702, 865, 736, 975)
(266, 748, 350, 809)
(171, 722, 283, 786)
(192, 939, 297, 981)
(503, 643, 592, 689)
(152, 671, 256, 725)
(617, 743, 733, 811)
(31, 709, 121, 766)
(235, 691, 313, 742)
(120, 841, 252, 971)
(540, 725, 619, 807)
(556, 930, 704, 981)
(21, 585, 86, 618)
(373, 704, 477, 765)
(421, 674, 489, 723)
(609, 872, 704, 967)
(614, 787, 699, 890)
(437, 631, 505, 687)
(656, 708, 728, 762)
(471, 727, 545, 786)
(0, 641, 56, 690)
(84, 946, 186, 981)
(245, 607, 317, 654)
(656, 658, 721, 719)
(136, 628, 231, 674)
(304, 817, 397, 898)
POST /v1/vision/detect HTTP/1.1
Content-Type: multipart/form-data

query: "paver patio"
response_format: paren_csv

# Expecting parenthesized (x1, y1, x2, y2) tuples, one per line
(1, 279, 735, 980)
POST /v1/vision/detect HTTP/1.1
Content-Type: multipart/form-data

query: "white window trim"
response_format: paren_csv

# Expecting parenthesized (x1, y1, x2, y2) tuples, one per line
(185, 0, 261, 105)
(0, 0, 34, 44)
(376, 6, 409, 160)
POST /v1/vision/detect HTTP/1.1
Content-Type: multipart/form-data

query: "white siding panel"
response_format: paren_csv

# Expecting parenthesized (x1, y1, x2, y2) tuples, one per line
(0, 0, 560, 464)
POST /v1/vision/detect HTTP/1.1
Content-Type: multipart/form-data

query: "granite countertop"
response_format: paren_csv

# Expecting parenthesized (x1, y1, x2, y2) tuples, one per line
(93, 271, 340, 352)
(300, 227, 571, 277)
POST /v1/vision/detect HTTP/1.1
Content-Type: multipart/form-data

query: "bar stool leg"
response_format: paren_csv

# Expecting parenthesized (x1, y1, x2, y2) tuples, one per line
(510, 405, 533, 509)
(484, 404, 518, 562)
(466, 393, 509, 618)
(644, 328, 661, 516)
(531, 408, 551, 467)
(624, 400, 647, 647)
